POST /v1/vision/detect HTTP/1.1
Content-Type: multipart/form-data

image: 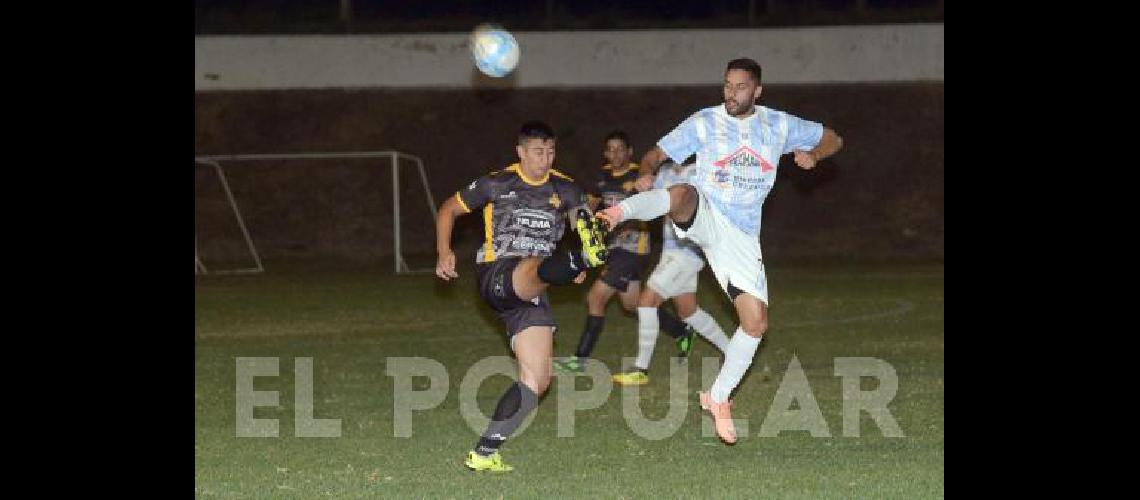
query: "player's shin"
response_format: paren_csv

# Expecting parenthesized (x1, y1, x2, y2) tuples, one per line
(634, 307, 660, 370)
(684, 308, 730, 353)
(575, 315, 605, 359)
(612, 189, 671, 222)
(474, 382, 539, 456)
(656, 308, 689, 339)
(708, 328, 761, 403)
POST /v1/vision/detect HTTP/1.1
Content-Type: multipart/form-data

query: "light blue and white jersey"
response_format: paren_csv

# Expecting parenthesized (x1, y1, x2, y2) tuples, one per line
(654, 161, 703, 260)
(657, 104, 823, 236)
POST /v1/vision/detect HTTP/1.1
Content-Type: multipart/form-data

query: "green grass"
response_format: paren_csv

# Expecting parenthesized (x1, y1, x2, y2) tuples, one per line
(195, 262, 944, 498)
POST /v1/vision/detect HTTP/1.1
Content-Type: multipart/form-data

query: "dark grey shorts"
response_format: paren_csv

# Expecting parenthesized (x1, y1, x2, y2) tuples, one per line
(476, 258, 557, 338)
(599, 248, 650, 293)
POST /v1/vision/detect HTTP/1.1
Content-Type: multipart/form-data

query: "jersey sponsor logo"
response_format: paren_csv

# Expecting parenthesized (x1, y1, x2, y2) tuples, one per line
(732, 174, 768, 190)
(713, 146, 774, 173)
(518, 217, 552, 229)
(510, 238, 555, 252)
(513, 209, 556, 233)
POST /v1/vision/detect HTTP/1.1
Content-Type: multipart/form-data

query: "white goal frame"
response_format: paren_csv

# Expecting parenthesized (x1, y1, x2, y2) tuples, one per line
(194, 151, 438, 274)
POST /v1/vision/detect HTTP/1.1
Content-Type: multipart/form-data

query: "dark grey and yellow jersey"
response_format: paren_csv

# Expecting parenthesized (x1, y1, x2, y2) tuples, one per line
(589, 163, 650, 255)
(456, 164, 586, 264)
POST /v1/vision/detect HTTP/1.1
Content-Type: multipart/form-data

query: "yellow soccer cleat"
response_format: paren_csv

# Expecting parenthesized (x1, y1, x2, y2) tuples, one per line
(464, 451, 514, 473)
(612, 370, 650, 386)
(575, 209, 608, 267)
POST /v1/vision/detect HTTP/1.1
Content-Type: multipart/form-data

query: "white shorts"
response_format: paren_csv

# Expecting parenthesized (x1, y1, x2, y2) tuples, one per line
(671, 188, 769, 305)
(646, 249, 706, 299)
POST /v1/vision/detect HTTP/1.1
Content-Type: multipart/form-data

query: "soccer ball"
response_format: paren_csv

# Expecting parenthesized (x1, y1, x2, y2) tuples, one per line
(470, 25, 519, 78)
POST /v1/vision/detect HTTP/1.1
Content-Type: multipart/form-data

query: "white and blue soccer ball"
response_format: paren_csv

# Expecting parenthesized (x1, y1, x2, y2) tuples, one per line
(470, 25, 519, 78)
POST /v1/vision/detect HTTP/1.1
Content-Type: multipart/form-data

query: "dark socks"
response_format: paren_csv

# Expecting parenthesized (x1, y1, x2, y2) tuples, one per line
(537, 250, 586, 285)
(575, 315, 606, 359)
(474, 382, 540, 456)
(657, 308, 690, 339)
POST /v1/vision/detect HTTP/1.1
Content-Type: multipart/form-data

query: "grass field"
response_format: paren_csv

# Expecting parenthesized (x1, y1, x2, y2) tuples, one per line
(195, 261, 944, 498)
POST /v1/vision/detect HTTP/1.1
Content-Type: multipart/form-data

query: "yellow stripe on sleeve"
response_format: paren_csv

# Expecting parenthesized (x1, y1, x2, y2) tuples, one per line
(455, 192, 472, 213)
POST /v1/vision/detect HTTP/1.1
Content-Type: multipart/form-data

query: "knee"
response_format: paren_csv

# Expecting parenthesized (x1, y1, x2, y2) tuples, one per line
(677, 303, 697, 319)
(682, 184, 698, 206)
(521, 372, 550, 396)
(532, 380, 550, 396)
(638, 288, 660, 308)
(587, 293, 606, 314)
(638, 293, 656, 308)
(668, 183, 697, 205)
(668, 184, 698, 220)
(620, 294, 638, 312)
(741, 317, 767, 338)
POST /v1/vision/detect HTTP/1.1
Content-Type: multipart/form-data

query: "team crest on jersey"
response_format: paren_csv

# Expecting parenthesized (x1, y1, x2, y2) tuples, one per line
(549, 192, 561, 208)
(714, 146, 775, 173)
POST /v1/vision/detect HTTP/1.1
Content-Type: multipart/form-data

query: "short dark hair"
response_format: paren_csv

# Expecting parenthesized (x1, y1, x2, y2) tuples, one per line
(518, 120, 556, 145)
(603, 130, 631, 148)
(726, 58, 762, 84)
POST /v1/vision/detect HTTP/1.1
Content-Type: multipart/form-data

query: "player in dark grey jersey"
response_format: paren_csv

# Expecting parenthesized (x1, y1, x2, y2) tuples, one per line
(554, 131, 694, 374)
(435, 120, 608, 473)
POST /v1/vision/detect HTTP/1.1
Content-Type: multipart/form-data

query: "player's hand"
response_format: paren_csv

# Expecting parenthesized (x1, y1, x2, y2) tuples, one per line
(436, 250, 459, 280)
(573, 271, 587, 284)
(793, 150, 818, 170)
(635, 174, 655, 192)
(593, 206, 621, 230)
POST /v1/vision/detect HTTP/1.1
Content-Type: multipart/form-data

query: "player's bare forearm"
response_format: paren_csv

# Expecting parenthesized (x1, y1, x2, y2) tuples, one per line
(793, 128, 843, 170)
(435, 195, 467, 255)
(435, 195, 467, 280)
(809, 128, 843, 162)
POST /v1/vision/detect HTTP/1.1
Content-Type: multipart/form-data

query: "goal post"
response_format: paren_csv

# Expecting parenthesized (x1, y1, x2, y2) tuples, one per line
(194, 151, 438, 274)
(195, 158, 264, 275)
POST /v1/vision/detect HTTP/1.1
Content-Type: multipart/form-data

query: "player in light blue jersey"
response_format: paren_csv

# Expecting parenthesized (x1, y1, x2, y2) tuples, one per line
(596, 58, 844, 444)
(612, 158, 732, 386)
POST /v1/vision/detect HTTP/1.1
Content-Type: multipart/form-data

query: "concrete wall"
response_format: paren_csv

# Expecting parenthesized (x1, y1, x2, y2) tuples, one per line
(195, 84, 943, 265)
(195, 24, 943, 90)
(195, 25, 943, 266)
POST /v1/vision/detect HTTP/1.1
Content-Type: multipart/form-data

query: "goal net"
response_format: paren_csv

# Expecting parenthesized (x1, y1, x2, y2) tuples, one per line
(194, 152, 438, 274)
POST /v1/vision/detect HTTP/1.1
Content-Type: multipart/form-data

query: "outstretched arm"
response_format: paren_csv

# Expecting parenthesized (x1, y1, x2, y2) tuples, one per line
(793, 127, 844, 170)
(435, 194, 469, 280)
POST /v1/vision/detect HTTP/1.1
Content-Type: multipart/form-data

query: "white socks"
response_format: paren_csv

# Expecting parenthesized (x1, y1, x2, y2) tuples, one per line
(636, 307, 729, 371)
(709, 328, 762, 403)
(683, 309, 730, 353)
(617, 189, 671, 222)
(634, 307, 659, 370)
